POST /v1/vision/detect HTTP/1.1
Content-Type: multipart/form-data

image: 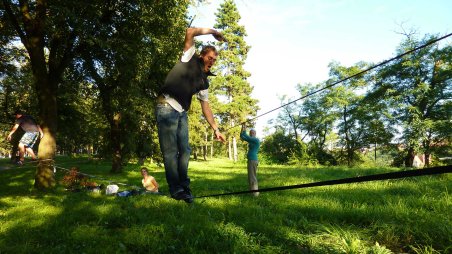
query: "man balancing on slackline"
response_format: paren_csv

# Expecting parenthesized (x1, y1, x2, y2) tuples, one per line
(156, 27, 227, 203)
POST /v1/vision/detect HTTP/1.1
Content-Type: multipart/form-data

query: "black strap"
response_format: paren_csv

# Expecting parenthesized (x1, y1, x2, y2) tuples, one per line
(194, 165, 452, 199)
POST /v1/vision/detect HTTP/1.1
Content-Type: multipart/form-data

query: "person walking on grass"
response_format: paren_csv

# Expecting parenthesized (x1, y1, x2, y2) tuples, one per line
(7, 111, 44, 165)
(240, 124, 261, 196)
(156, 27, 227, 203)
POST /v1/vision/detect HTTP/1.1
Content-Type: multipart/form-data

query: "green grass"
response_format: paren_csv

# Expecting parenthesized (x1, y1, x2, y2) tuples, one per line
(0, 157, 451, 253)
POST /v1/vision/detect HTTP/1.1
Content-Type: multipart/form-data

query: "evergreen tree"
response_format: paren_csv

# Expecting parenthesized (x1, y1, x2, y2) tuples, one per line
(211, 0, 258, 161)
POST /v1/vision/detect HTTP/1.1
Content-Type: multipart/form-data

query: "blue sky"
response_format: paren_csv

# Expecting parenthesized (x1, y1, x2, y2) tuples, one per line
(189, 0, 452, 135)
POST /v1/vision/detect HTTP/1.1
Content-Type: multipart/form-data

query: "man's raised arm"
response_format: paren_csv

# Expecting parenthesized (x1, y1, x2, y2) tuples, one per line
(183, 27, 226, 52)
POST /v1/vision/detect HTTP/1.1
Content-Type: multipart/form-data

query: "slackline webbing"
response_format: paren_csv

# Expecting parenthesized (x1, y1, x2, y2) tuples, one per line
(54, 165, 140, 188)
(193, 165, 451, 199)
(4, 161, 449, 199)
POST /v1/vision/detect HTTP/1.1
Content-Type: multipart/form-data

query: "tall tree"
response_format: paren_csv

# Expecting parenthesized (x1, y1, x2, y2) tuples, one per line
(78, 0, 189, 172)
(297, 84, 337, 150)
(1, 0, 94, 188)
(56, 67, 105, 155)
(273, 95, 304, 141)
(327, 61, 395, 166)
(211, 0, 258, 161)
(1, 0, 192, 183)
(327, 62, 371, 165)
(373, 33, 451, 167)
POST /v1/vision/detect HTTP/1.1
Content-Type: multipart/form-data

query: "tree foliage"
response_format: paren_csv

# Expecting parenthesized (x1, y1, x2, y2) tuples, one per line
(260, 128, 298, 164)
(372, 34, 451, 166)
(210, 0, 259, 161)
(1, 0, 191, 186)
(264, 33, 449, 167)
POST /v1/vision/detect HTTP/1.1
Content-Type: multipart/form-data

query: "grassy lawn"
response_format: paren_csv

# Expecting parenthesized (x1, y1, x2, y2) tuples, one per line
(0, 157, 451, 253)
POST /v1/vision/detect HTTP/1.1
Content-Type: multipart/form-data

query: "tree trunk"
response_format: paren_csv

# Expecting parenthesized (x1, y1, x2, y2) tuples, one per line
(202, 146, 207, 160)
(424, 152, 430, 167)
(2, 0, 57, 189)
(343, 105, 352, 166)
(2, 0, 73, 189)
(35, 74, 58, 189)
(404, 146, 415, 167)
(210, 133, 214, 158)
(26, 27, 58, 188)
(228, 138, 232, 160)
(203, 131, 207, 161)
(232, 136, 238, 162)
(97, 84, 124, 173)
(374, 142, 377, 161)
(193, 146, 198, 160)
(110, 112, 122, 173)
(423, 138, 432, 167)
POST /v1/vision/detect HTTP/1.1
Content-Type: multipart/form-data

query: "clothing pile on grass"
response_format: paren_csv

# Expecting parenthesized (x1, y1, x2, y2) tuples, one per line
(60, 167, 158, 197)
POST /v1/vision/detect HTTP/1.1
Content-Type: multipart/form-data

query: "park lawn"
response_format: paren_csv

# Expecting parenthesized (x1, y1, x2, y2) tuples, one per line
(0, 157, 451, 254)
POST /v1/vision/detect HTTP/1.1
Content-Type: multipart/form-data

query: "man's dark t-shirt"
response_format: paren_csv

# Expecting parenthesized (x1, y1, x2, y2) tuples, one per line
(161, 53, 213, 111)
(15, 115, 39, 132)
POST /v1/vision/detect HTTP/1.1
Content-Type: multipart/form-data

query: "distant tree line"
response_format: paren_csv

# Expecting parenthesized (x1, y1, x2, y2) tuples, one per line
(1, 1, 449, 190)
(262, 32, 451, 167)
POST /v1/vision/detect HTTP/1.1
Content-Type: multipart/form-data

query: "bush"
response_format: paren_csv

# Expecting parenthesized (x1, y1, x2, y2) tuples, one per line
(310, 146, 337, 166)
(260, 130, 298, 164)
(61, 167, 98, 191)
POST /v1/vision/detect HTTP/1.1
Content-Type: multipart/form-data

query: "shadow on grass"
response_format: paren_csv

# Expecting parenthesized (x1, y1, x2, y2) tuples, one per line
(0, 163, 36, 197)
(1, 157, 451, 253)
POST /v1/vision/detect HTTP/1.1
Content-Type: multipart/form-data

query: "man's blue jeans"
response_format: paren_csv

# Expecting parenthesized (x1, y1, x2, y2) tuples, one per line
(155, 103, 191, 196)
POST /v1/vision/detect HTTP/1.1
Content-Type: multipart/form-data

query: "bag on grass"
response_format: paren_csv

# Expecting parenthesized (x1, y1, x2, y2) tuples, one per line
(106, 184, 119, 195)
(117, 189, 140, 197)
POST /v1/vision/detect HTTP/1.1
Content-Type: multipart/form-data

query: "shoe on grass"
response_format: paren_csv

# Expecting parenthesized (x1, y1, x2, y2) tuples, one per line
(172, 190, 194, 203)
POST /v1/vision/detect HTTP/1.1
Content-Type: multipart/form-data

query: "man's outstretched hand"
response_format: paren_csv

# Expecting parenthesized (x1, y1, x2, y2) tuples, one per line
(215, 130, 226, 142)
(241, 124, 246, 132)
(212, 31, 227, 42)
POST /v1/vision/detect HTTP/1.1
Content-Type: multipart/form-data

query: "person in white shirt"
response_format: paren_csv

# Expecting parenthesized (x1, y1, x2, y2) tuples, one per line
(156, 27, 226, 203)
